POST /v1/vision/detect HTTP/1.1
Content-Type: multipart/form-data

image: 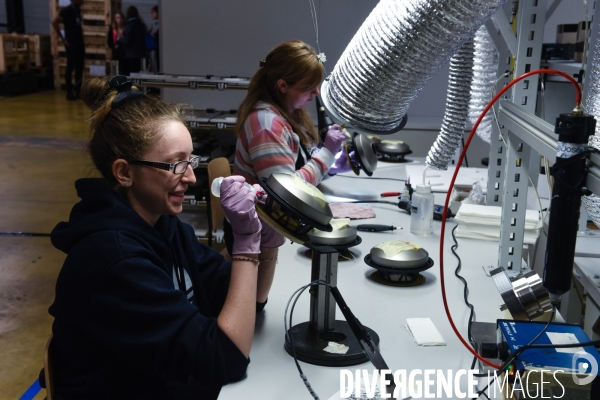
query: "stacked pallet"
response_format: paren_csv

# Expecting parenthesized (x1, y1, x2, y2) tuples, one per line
(50, 0, 121, 90)
(0, 35, 30, 73)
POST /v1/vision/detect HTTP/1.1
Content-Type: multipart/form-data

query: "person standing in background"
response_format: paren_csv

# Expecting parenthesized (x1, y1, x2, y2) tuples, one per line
(52, 0, 85, 101)
(121, 6, 147, 76)
(148, 5, 160, 72)
(106, 12, 125, 74)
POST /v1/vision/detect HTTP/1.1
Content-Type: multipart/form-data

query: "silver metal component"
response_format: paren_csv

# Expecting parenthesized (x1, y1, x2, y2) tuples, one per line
(307, 226, 357, 246)
(490, 267, 552, 320)
(581, 12, 600, 229)
(377, 140, 411, 155)
(369, 245, 429, 269)
(484, 12, 512, 208)
(468, 26, 499, 144)
(322, 0, 506, 132)
(354, 133, 378, 174)
(494, 0, 546, 273)
(310, 247, 338, 331)
(426, 37, 475, 170)
(264, 173, 333, 226)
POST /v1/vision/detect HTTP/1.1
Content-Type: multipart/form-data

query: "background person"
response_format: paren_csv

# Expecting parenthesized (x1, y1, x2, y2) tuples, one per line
(52, 0, 84, 100)
(106, 12, 125, 73)
(45, 76, 268, 400)
(148, 5, 160, 72)
(121, 6, 147, 75)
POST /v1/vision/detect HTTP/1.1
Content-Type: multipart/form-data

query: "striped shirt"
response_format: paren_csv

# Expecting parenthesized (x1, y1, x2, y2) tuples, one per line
(233, 101, 334, 186)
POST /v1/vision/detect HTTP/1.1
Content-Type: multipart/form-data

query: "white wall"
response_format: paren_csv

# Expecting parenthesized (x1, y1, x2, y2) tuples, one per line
(544, 0, 587, 44)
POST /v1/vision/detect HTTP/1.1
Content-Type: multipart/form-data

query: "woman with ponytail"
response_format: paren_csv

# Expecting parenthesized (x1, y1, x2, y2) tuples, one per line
(224, 40, 348, 282)
(46, 76, 267, 399)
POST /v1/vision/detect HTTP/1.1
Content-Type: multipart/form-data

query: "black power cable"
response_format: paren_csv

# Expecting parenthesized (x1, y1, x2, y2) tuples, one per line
(450, 224, 476, 345)
(473, 304, 558, 399)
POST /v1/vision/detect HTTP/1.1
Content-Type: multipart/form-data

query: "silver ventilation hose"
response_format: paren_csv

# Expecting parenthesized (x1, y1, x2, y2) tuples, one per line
(582, 29, 600, 229)
(426, 38, 475, 170)
(468, 26, 499, 144)
(323, 0, 507, 133)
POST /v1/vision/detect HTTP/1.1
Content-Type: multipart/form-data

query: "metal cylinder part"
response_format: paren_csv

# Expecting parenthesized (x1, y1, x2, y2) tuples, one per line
(490, 267, 552, 320)
(323, 0, 506, 133)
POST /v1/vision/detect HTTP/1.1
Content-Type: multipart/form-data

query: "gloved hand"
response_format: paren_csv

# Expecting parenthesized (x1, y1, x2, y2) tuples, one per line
(323, 125, 347, 154)
(252, 184, 286, 248)
(328, 150, 356, 175)
(220, 176, 262, 255)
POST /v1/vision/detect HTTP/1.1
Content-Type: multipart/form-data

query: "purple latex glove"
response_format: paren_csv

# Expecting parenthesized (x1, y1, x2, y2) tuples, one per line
(328, 150, 356, 175)
(252, 184, 286, 248)
(220, 176, 262, 255)
(323, 125, 347, 154)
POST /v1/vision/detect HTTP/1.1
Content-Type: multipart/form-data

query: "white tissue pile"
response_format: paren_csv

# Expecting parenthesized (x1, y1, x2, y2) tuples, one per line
(454, 203, 541, 244)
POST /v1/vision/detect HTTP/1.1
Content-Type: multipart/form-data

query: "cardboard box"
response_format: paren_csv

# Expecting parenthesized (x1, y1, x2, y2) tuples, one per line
(577, 20, 591, 43)
(557, 23, 578, 44)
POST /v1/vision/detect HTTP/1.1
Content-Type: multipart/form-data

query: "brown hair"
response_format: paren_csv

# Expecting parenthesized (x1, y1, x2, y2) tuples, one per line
(112, 12, 125, 30)
(81, 77, 184, 188)
(235, 40, 323, 145)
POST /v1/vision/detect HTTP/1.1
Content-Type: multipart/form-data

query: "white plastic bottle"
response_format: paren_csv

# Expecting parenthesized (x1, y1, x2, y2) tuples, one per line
(410, 184, 434, 236)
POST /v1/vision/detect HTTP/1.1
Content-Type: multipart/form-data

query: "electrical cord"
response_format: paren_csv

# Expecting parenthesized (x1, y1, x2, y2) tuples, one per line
(334, 175, 408, 183)
(284, 280, 333, 400)
(439, 68, 582, 370)
(450, 224, 476, 345)
(474, 305, 557, 399)
(351, 200, 400, 206)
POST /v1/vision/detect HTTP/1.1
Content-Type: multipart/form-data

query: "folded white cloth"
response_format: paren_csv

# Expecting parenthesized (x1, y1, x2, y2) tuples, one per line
(454, 203, 541, 243)
(405, 318, 446, 346)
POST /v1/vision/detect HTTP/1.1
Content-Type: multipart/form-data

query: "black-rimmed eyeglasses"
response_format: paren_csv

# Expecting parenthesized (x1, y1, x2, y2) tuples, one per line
(129, 155, 200, 175)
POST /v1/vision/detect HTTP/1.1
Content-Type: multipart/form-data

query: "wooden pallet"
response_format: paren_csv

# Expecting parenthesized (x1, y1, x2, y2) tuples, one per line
(0, 34, 31, 73)
(50, 0, 121, 89)
(54, 57, 108, 89)
(28, 34, 52, 67)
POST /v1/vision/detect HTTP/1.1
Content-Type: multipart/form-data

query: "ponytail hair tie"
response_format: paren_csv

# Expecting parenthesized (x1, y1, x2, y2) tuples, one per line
(259, 60, 266, 67)
(109, 75, 143, 107)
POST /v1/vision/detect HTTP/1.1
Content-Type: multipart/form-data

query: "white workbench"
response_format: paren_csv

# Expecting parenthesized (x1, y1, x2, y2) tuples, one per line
(219, 161, 511, 400)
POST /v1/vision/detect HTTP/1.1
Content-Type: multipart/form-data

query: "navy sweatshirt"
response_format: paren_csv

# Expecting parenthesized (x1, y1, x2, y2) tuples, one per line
(48, 178, 249, 399)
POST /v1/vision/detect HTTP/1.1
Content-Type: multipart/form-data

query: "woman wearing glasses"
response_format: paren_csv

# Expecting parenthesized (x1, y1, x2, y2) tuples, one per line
(47, 76, 264, 399)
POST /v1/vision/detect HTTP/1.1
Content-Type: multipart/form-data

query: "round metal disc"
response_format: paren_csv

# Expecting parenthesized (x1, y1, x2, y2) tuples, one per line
(364, 254, 434, 274)
(376, 140, 412, 155)
(370, 270, 427, 287)
(368, 242, 430, 269)
(345, 141, 360, 176)
(307, 225, 357, 246)
(353, 132, 378, 176)
(262, 173, 333, 226)
(256, 204, 310, 243)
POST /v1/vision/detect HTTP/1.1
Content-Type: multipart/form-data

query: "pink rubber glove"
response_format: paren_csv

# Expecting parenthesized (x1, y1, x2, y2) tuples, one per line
(220, 176, 262, 255)
(252, 184, 286, 248)
(323, 125, 347, 154)
(328, 150, 356, 175)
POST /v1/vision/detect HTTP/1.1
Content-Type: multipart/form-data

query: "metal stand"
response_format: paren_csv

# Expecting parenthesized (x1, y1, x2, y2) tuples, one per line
(284, 245, 380, 366)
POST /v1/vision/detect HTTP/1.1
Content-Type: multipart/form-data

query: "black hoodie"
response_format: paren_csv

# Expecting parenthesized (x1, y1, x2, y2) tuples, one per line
(48, 179, 248, 399)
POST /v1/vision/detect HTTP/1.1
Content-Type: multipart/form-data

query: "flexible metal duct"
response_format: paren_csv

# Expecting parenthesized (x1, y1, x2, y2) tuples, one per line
(468, 26, 499, 144)
(323, 0, 507, 133)
(582, 28, 600, 229)
(426, 38, 475, 170)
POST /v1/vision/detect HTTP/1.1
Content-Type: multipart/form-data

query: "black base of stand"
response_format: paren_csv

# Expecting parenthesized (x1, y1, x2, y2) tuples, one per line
(284, 320, 380, 366)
